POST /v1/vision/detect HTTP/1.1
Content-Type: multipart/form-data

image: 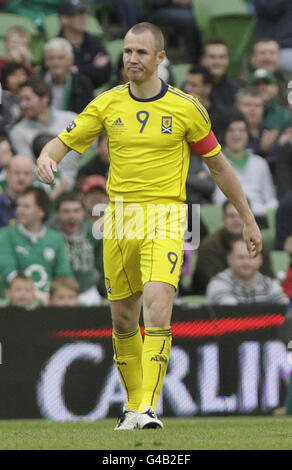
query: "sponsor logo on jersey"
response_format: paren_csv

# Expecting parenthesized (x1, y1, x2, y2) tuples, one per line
(111, 118, 125, 135)
(161, 116, 172, 134)
(66, 121, 76, 132)
(113, 118, 124, 126)
(16, 246, 29, 256)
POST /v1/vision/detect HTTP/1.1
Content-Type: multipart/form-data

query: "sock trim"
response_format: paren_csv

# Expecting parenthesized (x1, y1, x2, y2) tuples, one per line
(145, 328, 171, 337)
(113, 326, 140, 340)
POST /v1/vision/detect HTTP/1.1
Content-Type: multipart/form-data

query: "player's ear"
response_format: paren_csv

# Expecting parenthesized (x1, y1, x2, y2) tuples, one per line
(156, 49, 166, 66)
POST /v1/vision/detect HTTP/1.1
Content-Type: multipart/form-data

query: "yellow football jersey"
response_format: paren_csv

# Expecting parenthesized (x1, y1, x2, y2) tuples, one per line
(58, 81, 221, 203)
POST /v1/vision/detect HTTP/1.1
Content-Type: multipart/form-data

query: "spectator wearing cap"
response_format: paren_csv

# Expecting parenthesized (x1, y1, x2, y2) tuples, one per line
(52, 192, 105, 305)
(43, 37, 94, 114)
(249, 68, 292, 173)
(213, 113, 278, 223)
(80, 173, 108, 224)
(77, 132, 109, 179)
(240, 39, 292, 107)
(250, 68, 292, 135)
(59, 0, 112, 89)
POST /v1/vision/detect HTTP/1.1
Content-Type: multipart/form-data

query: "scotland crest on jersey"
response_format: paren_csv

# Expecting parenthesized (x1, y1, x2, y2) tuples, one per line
(161, 116, 172, 134)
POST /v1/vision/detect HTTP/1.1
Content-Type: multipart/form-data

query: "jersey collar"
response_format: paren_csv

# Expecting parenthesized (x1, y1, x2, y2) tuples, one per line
(128, 80, 168, 102)
(18, 224, 46, 243)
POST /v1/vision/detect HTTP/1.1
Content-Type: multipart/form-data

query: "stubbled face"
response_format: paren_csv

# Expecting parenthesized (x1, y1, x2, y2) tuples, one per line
(223, 203, 243, 236)
(227, 240, 262, 281)
(201, 44, 229, 79)
(251, 41, 280, 73)
(7, 279, 35, 307)
(50, 286, 79, 306)
(224, 121, 249, 153)
(57, 201, 84, 234)
(184, 73, 211, 102)
(19, 86, 49, 120)
(237, 95, 264, 127)
(45, 48, 72, 81)
(123, 30, 164, 84)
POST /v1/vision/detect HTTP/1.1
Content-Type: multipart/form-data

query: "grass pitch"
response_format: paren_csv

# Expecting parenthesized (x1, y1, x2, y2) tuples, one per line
(0, 417, 291, 450)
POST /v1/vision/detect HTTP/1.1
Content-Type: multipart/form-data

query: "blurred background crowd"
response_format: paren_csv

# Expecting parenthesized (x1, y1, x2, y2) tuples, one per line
(1, 0, 292, 309)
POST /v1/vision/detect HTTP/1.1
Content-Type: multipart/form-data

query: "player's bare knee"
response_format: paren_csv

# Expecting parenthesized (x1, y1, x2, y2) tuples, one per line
(143, 299, 171, 327)
(111, 310, 138, 332)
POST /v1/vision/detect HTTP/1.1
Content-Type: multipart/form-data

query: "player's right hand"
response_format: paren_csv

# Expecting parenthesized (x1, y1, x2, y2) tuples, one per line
(36, 154, 58, 185)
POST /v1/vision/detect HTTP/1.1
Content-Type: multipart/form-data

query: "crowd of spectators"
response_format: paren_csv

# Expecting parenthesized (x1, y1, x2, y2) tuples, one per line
(0, 0, 292, 308)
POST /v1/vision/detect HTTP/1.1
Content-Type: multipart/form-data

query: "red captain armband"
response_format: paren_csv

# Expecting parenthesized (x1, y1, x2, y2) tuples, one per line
(189, 131, 219, 156)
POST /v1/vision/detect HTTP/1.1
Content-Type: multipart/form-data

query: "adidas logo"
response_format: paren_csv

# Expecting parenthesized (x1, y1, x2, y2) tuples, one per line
(113, 118, 124, 126)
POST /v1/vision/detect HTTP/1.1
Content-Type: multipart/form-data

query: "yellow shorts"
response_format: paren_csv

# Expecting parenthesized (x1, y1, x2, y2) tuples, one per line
(103, 200, 186, 301)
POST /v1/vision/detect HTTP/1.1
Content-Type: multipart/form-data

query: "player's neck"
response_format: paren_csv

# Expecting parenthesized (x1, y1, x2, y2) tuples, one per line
(130, 77, 162, 100)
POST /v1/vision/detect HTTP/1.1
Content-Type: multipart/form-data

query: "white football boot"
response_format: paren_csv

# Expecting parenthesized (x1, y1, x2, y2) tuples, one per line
(114, 404, 138, 430)
(136, 406, 163, 429)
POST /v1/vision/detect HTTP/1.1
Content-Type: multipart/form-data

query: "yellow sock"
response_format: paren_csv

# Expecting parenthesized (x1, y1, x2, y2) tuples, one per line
(112, 326, 143, 410)
(139, 327, 172, 413)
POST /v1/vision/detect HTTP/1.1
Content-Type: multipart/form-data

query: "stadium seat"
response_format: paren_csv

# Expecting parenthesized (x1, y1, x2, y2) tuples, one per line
(0, 13, 44, 65)
(43, 14, 104, 40)
(104, 39, 124, 68)
(177, 295, 207, 307)
(200, 203, 222, 234)
(271, 251, 290, 280)
(192, 0, 255, 77)
(172, 63, 191, 89)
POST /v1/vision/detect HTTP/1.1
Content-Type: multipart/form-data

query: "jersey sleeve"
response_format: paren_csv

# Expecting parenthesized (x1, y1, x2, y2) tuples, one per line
(186, 98, 221, 158)
(58, 99, 105, 154)
(0, 228, 17, 287)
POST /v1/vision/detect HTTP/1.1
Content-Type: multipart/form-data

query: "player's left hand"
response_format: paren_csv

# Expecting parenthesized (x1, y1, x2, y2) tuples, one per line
(242, 221, 263, 257)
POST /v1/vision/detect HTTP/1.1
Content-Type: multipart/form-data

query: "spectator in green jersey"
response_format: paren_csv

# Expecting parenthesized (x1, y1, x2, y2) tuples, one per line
(0, 186, 73, 304)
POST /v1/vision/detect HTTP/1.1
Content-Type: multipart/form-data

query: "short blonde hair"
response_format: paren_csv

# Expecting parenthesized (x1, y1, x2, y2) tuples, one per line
(5, 26, 31, 44)
(50, 277, 80, 297)
(128, 22, 165, 52)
